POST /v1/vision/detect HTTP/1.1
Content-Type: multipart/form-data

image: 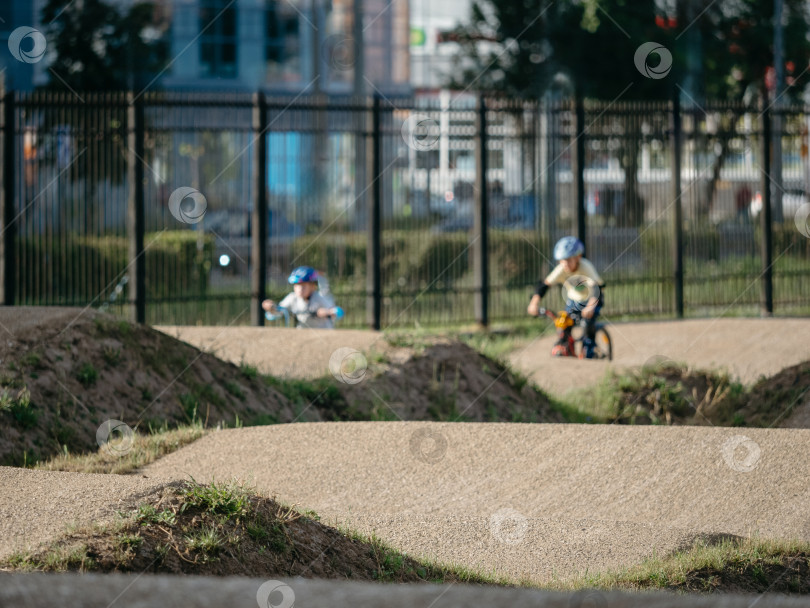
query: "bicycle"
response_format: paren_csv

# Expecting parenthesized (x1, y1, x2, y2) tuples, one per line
(536, 307, 613, 360)
(265, 305, 344, 327)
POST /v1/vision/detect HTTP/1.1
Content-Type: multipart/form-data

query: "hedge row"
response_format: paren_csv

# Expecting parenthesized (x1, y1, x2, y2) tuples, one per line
(16, 231, 214, 303)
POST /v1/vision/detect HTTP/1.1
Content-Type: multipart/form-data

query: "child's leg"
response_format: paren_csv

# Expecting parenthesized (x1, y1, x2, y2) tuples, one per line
(581, 303, 602, 358)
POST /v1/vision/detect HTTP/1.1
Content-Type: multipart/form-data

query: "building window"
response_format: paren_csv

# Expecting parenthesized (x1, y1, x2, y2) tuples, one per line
(265, 0, 301, 83)
(200, 0, 237, 78)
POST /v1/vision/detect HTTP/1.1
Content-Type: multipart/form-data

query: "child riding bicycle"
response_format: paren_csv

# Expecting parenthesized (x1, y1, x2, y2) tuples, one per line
(262, 266, 341, 329)
(527, 237, 605, 358)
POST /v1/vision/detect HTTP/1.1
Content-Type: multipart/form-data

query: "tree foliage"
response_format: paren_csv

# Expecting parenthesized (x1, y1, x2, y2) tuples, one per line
(41, 0, 169, 92)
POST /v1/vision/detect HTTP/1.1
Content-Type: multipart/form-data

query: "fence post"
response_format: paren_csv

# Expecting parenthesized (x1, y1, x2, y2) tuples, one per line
(366, 95, 382, 330)
(251, 92, 268, 326)
(574, 93, 586, 252)
(0, 90, 15, 306)
(474, 94, 489, 327)
(126, 93, 145, 323)
(671, 92, 684, 318)
(760, 102, 774, 315)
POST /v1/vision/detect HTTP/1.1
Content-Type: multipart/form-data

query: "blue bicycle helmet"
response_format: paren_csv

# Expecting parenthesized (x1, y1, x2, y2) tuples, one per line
(288, 266, 318, 284)
(553, 236, 585, 261)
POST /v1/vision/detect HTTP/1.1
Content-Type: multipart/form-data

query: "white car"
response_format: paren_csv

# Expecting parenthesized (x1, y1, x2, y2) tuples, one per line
(750, 189, 807, 219)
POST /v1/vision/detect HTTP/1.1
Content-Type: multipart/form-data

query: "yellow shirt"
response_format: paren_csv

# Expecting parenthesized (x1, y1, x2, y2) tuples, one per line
(544, 258, 604, 303)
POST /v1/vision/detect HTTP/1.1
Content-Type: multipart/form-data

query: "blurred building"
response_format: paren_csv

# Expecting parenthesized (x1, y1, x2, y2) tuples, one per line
(409, 0, 470, 91)
(1, 0, 411, 94)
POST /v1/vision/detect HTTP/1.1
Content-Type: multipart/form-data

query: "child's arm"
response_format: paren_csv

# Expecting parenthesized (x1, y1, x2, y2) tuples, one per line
(527, 281, 551, 316)
(261, 299, 277, 313)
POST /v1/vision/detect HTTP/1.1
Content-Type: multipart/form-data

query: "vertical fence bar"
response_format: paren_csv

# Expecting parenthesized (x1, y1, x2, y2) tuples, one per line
(366, 95, 381, 330)
(760, 103, 774, 315)
(0, 91, 15, 306)
(574, 94, 586, 251)
(251, 92, 268, 326)
(126, 93, 145, 323)
(474, 94, 489, 327)
(671, 92, 684, 317)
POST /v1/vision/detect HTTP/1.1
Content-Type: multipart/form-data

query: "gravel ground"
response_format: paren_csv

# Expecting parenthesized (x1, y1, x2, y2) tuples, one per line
(140, 422, 810, 583)
(158, 318, 810, 396)
(0, 468, 169, 560)
(510, 318, 810, 395)
(156, 326, 387, 379)
(4, 572, 809, 608)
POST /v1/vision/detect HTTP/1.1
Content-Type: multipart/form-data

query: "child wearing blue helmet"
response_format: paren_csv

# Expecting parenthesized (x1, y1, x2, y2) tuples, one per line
(527, 236, 605, 358)
(262, 266, 341, 329)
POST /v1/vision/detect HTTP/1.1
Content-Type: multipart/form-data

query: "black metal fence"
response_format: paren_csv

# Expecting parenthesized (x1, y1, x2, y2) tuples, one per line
(1, 88, 808, 328)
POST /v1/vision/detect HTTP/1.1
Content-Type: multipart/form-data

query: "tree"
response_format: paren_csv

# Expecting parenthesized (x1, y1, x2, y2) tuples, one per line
(451, 0, 810, 225)
(42, 0, 169, 92)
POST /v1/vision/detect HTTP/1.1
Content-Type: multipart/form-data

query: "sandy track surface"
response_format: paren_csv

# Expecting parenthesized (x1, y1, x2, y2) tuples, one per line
(157, 326, 387, 379)
(4, 573, 809, 608)
(3, 573, 809, 608)
(0, 468, 169, 560)
(142, 422, 810, 583)
(510, 318, 810, 394)
(158, 319, 810, 396)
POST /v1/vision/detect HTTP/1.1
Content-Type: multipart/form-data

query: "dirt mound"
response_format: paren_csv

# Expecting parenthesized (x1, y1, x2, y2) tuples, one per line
(0, 310, 561, 467)
(580, 359, 810, 427)
(0, 310, 297, 466)
(1, 478, 487, 586)
(142, 423, 810, 583)
(343, 340, 561, 423)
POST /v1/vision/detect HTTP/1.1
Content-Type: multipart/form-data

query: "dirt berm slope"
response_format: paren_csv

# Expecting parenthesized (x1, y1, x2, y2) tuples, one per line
(1, 308, 560, 466)
(140, 422, 810, 584)
(0, 308, 296, 466)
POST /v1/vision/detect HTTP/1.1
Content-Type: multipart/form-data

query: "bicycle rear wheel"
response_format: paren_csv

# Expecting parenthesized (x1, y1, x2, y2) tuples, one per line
(593, 327, 612, 360)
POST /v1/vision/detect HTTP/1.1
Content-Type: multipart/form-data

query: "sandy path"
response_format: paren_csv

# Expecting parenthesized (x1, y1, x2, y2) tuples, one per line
(509, 318, 810, 394)
(0, 468, 169, 560)
(158, 319, 810, 396)
(142, 422, 810, 583)
(4, 572, 809, 608)
(156, 326, 387, 379)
